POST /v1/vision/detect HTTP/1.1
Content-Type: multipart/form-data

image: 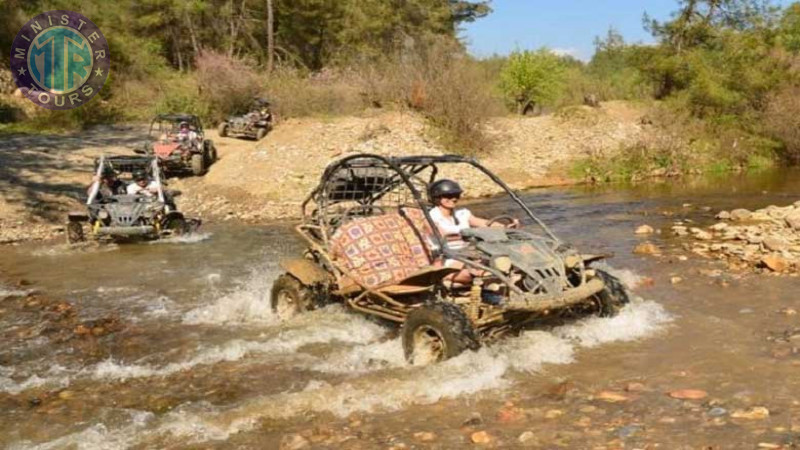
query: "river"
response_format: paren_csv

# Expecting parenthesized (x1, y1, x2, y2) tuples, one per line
(2, 169, 799, 449)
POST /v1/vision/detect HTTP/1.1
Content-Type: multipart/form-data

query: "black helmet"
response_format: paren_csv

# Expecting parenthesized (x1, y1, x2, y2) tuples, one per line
(133, 170, 147, 181)
(100, 166, 116, 177)
(429, 179, 463, 202)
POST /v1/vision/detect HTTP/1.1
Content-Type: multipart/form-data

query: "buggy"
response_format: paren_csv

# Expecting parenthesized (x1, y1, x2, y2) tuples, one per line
(137, 113, 217, 176)
(217, 98, 274, 140)
(272, 154, 630, 365)
(66, 155, 199, 243)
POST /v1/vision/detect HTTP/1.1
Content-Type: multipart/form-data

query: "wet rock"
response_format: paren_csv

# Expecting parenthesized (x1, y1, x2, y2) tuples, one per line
(462, 412, 483, 427)
(709, 222, 729, 231)
(517, 431, 537, 445)
(616, 425, 641, 439)
(544, 409, 564, 419)
(708, 407, 728, 417)
(668, 389, 708, 400)
(412, 431, 436, 442)
(731, 209, 753, 221)
(280, 434, 310, 450)
(470, 431, 492, 445)
(579, 405, 597, 413)
(757, 444, 781, 449)
(691, 228, 713, 241)
(633, 242, 661, 255)
(672, 225, 689, 236)
(717, 211, 732, 220)
(635, 224, 654, 235)
(596, 391, 629, 403)
(779, 307, 798, 316)
(731, 406, 770, 420)
(57, 390, 74, 400)
(670, 276, 683, 285)
(625, 382, 646, 392)
(761, 255, 789, 273)
(496, 404, 524, 423)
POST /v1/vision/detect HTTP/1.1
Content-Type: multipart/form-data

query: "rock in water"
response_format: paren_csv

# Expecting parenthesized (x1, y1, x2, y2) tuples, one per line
(731, 407, 770, 420)
(518, 431, 537, 445)
(668, 389, 708, 400)
(761, 255, 788, 272)
(597, 391, 630, 403)
(280, 434, 310, 450)
(635, 224, 654, 234)
(634, 242, 661, 255)
(716, 211, 732, 220)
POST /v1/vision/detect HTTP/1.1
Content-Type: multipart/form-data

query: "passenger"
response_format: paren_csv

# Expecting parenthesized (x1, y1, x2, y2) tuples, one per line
(428, 179, 519, 295)
(126, 170, 160, 196)
(88, 166, 126, 201)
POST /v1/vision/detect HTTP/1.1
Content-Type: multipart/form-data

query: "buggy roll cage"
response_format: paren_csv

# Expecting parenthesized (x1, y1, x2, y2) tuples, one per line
(148, 114, 204, 137)
(87, 155, 166, 205)
(300, 154, 561, 259)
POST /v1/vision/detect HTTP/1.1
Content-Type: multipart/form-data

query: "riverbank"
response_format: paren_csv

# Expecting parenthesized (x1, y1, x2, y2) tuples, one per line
(1, 102, 647, 244)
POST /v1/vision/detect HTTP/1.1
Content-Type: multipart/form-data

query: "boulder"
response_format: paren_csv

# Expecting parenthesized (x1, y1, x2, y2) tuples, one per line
(716, 211, 732, 220)
(730, 209, 752, 221)
(635, 224, 655, 235)
(786, 211, 800, 230)
(763, 237, 788, 252)
(761, 255, 788, 272)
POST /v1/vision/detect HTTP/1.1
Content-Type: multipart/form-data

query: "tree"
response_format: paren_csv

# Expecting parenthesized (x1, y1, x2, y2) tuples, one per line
(499, 49, 566, 115)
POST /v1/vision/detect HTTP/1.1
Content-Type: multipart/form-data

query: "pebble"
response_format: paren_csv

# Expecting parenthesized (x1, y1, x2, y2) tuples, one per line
(731, 406, 770, 420)
(668, 389, 708, 400)
(616, 425, 641, 439)
(731, 209, 753, 221)
(708, 407, 728, 417)
(544, 409, 564, 419)
(635, 224, 654, 234)
(470, 431, 492, 445)
(517, 431, 537, 445)
(412, 431, 436, 442)
(670, 276, 683, 284)
(596, 391, 629, 403)
(462, 412, 483, 427)
(633, 242, 661, 255)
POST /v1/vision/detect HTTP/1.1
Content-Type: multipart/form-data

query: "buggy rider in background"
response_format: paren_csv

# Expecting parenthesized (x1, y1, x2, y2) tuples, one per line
(177, 121, 200, 151)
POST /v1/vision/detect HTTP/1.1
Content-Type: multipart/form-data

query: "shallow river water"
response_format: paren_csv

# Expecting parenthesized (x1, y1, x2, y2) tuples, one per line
(2, 169, 800, 449)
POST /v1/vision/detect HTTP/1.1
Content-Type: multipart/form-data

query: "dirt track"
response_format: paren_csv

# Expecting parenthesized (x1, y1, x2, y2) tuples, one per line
(0, 102, 647, 244)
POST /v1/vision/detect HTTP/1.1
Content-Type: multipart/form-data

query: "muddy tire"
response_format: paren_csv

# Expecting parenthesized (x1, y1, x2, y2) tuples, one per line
(255, 128, 267, 140)
(191, 153, 205, 176)
(402, 302, 479, 365)
(271, 274, 315, 321)
(163, 216, 188, 236)
(209, 144, 218, 162)
(218, 123, 228, 137)
(592, 269, 630, 317)
(66, 221, 85, 244)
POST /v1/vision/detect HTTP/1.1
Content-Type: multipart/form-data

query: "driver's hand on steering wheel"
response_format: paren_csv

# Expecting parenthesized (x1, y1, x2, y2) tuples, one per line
(507, 218, 520, 229)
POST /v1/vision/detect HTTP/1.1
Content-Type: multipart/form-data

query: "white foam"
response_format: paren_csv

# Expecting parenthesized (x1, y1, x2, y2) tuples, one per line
(182, 270, 276, 326)
(149, 232, 212, 245)
(555, 299, 672, 348)
(0, 365, 70, 395)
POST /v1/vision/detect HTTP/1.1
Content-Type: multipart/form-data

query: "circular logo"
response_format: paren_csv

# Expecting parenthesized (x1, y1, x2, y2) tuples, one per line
(9, 10, 110, 110)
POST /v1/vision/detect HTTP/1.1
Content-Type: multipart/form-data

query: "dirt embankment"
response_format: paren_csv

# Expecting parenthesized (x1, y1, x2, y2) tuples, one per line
(0, 102, 646, 244)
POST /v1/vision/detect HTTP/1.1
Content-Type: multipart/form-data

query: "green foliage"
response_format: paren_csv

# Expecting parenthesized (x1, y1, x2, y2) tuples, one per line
(499, 49, 566, 113)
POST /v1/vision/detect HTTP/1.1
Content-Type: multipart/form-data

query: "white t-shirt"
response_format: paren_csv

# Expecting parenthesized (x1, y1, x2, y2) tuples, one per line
(126, 180, 160, 196)
(429, 207, 472, 251)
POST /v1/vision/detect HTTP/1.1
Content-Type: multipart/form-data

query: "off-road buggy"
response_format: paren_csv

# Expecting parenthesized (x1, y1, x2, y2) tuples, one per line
(66, 155, 200, 243)
(137, 113, 217, 176)
(272, 154, 630, 365)
(217, 98, 274, 140)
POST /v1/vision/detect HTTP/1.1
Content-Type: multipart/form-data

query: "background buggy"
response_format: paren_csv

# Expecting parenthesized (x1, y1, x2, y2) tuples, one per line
(66, 155, 197, 243)
(273, 154, 630, 364)
(217, 97, 274, 141)
(138, 113, 217, 176)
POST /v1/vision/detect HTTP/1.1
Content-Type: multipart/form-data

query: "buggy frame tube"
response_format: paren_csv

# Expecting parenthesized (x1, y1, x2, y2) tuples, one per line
(87, 155, 104, 205)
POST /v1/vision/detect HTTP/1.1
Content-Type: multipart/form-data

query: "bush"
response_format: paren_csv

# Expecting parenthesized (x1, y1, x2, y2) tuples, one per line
(195, 51, 261, 123)
(499, 49, 565, 114)
(763, 84, 800, 162)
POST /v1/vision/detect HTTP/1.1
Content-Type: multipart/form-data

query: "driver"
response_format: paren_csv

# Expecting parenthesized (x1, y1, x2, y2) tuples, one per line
(428, 179, 519, 298)
(88, 166, 126, 201)
(126, 170, 160, 196)
(177, 121, 199, 149)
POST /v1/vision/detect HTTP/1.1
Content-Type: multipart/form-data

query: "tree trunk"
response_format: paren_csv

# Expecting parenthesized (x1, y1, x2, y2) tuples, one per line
(267, 0, 274, 72)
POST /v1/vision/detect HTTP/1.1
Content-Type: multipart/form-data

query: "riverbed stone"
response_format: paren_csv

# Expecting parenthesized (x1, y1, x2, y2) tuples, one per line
(635, 224, 654, 234)
(731, 209, 752, 221)
(669, 389, 708, 400)
(761, 255, 788, 272)
(717, 211, 732, 220)
(517, 431, 537, 445)
(280, 434, 310, 450)
(470, 431, 492, 445)
(786, 211, 800, 230)
(731, 407, 770, 420)
(763, 237, 789, 252)
(634, 242, 661, 255)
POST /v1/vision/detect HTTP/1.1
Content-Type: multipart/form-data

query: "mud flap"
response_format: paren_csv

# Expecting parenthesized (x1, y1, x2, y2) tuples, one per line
(280, 259, 330, 286)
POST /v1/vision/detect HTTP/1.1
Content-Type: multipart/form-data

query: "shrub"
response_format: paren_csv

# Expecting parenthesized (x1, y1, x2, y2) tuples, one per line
(499, 49, 565, 114)
(763, 84, 800, 163)
(195, 51, 261, 123)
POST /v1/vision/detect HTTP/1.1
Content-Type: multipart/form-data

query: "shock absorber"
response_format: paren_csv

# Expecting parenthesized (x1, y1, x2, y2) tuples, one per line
(468, 277, 483, 321)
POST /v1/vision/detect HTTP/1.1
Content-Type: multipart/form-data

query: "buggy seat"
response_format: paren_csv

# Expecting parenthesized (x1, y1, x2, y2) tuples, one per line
(330, 208, 439, 290)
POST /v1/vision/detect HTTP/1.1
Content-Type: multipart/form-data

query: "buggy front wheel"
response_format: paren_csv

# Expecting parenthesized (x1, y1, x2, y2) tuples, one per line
(217, 123, 228, 137)
(591, 269, 630, 317)
(256, 128, 267, 140)
(163, 216, 188, 236)
(191, 153, 205, 176)
(66, 221, 85, 244)
(402, 302, 479, 365)
(270, 274, 315, 321)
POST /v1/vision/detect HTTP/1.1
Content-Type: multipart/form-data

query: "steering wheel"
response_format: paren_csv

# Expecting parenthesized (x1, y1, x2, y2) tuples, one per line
(341, 204, 385, 220)
(486, 215, 518, 228)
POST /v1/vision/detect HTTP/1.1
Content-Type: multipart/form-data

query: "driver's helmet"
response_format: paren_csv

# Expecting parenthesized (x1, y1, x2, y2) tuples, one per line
(133, 170, 148, 182)
(428, 179, 463, 203)
(101, 166, 116, 178)
(179, 121, 189, 131)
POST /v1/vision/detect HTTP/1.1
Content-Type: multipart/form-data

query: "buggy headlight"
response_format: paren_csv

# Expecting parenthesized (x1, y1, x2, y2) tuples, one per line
(492, 256, 512, 273)
(98, 210, 109, 220)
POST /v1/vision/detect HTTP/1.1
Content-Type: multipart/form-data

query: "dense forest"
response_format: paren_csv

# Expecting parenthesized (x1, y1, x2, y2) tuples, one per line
(3, 0, 800, 176)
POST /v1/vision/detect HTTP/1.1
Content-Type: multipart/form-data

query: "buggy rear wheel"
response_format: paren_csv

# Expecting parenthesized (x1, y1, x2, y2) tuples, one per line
(256, 128, 267, 140)
(191, 153, 205, 176)
(217, 123, 228, 137)
(402, 302, 479, 365)
(66, 221, 85, 244)
(591, 269, 630, 317)
(271, 274, 315, 321)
